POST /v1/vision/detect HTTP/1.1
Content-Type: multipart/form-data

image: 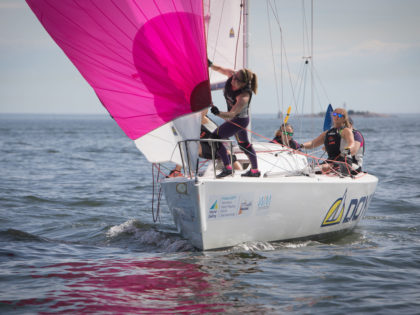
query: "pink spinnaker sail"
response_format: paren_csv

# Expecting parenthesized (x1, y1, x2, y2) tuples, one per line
(26, 0, 211, 140)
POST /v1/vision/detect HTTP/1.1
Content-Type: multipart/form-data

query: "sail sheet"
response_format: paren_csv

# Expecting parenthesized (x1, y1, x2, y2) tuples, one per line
(204, 0, 247, 89)
(25, 0, 212, 142)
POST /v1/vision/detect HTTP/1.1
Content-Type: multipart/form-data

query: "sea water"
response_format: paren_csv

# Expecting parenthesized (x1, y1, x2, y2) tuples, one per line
(0, 113, 419, 314)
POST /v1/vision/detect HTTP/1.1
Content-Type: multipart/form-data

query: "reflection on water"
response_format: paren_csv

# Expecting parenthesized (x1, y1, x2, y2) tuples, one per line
(15, 259, 228, 313)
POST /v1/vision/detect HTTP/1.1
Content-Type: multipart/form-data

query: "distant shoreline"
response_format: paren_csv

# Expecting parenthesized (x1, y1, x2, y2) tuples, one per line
(305, 111, 394, 118)
(283, 110, 396, 118)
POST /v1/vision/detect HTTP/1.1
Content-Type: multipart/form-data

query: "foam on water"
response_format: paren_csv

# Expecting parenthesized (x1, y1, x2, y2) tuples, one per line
(233, 241, 275, 252)
(106, 219, 195, 252)
(106, 219, 139, 238)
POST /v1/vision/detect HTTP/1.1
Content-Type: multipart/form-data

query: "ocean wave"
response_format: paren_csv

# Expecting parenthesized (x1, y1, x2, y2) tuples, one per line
(23, 195, 53, 203)
(68, 199, 105, 207)
(0, 229, 46, 242)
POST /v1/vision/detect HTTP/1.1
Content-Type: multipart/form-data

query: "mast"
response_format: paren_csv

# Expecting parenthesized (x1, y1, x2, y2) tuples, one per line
(243, 0, 252, 140)
(311, 0, 314, 116)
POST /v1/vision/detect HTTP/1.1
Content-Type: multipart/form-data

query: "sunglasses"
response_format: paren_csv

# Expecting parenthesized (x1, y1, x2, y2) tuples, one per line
(232, 74, 246, 83)
(282, 131, 293, 136)
(332, 112, 344, 118)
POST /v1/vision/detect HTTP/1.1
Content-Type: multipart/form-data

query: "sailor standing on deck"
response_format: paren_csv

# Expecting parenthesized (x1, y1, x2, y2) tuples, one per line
(208, 60, 260, 178)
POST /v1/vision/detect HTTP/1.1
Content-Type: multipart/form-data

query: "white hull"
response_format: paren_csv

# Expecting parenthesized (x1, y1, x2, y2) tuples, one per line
(161, 143, 378, 250)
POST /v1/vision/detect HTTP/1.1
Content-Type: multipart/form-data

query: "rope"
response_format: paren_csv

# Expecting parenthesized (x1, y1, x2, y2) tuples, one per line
(223, 118, 365, 177)
(208, 0, 225, 77)
(266, 1, 282, 119)
(267, 0, 299, 110)
(151, 163, 164, 223)
(233, 0, 244, 69)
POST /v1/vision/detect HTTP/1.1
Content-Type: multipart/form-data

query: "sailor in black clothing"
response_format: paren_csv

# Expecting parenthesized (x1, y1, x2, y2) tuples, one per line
(301, 108, 356, 174)
(271, 123, 301, 150)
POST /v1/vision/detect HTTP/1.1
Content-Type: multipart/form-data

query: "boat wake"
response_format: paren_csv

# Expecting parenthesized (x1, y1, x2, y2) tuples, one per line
(106, 219, 196, 252)
(232, 241, 276, 252)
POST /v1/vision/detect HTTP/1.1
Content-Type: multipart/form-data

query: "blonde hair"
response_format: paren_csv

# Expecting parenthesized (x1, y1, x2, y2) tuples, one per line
(335, 108, 351, 128)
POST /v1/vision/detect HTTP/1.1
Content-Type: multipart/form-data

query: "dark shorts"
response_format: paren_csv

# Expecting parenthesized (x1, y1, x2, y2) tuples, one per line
(201, 141, 219, 159)
(201, 141, 238, 163)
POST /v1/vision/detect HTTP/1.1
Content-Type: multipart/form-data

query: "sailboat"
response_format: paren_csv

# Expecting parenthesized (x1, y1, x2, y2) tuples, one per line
(26, 0, 378, 250)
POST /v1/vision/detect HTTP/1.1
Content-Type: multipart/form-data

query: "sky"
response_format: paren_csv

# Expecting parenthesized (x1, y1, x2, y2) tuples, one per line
(0, 0, 419, 115)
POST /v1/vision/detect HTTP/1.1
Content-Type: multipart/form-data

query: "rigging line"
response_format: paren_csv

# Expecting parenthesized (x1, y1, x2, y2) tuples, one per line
(185, 0, 208, 78)
(234, 0, 244, 69)
(226, 119, 305, 161)
(267, 1, 299, 110)
(301, 0, 311, 58)
(256, 142, 304, 170)
(300, 62, 309, 115)
(312, 77, 329, 113)
(210, 0, 225, 61)
(299, 0, 316, 118)
(272, 0, 284, 116)
(224, 118, 333, 166)
(313, 65, 332, 105)
(294, 61, 306, 107)
(289, 59, 307, 118)
(266, 0, 282, 120)
(207, 0, 226, 82)
(233, 142, 303, 174)
(152, 164, 159, 222)
(224, 118, 364, 177)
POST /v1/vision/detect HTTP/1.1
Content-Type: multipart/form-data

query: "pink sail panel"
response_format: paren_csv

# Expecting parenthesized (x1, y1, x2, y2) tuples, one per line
(26, 0, 211, 140)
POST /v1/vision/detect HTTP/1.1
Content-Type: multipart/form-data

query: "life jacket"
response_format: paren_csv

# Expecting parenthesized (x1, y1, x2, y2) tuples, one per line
(200, 117, 220, 159)
(271, 136, 283, 145)
(324, 127, 343, 160)
(223, 76, 252, 118)
(271, 136, 300, 150)
(200, 124, 212, 139)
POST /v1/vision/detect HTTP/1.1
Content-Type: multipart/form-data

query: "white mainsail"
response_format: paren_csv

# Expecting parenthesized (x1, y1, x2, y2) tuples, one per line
(205, 0, 247, 89)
